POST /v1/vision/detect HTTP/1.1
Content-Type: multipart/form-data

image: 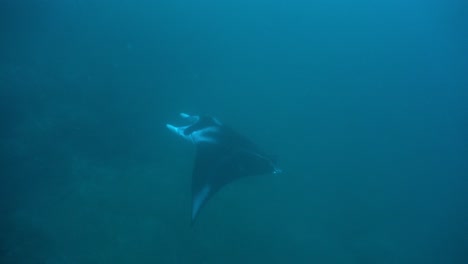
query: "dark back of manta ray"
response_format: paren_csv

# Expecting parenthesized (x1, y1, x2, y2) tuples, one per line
(191, 124, 277, 217)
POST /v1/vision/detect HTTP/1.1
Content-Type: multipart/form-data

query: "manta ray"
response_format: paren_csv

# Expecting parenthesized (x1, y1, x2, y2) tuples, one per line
(166, 113, 281, 223)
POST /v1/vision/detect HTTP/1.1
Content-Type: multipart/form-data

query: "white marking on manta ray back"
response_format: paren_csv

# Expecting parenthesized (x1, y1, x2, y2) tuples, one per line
(180, 113, 191, 118)
(166, 124, 193, 142)
(212, 117, 222, 126)
(192, 185, 211, 220)
(190, 126, 219, 144)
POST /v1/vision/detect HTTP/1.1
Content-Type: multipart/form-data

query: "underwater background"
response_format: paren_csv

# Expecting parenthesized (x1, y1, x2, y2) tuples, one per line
(1, 0, 467, 263)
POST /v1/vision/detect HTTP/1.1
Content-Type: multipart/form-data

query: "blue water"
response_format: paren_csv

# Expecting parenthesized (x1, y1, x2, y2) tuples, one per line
(1, 0, 467, 263)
